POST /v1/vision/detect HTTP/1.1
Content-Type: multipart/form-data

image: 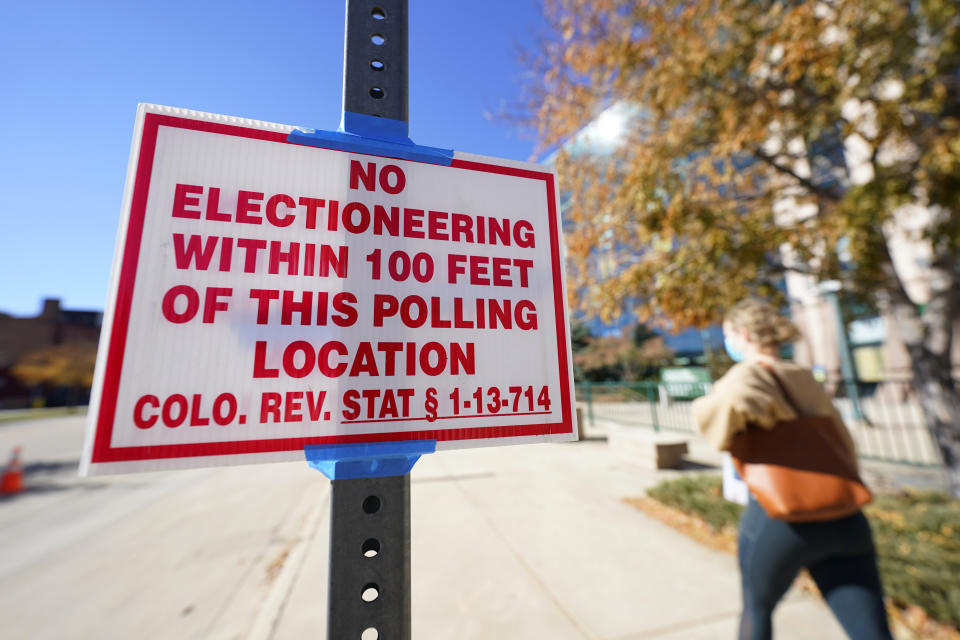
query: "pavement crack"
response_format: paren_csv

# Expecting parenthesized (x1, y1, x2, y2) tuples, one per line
(606, 610, 741, 639)
(254, 489, 329, 640)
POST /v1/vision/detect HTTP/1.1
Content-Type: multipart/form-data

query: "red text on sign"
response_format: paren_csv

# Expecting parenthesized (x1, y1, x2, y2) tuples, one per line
(259, 391, 330, 423)
(170, 184, 536, 248)
(173, 234, 347, 278)
(134, 393, 240, 429)
(249, 289, 358, 326)
(252, 340, 475, 378)
(447, 254, 534, 287)
(342, 388, 415, 420)
(161, 286, 232, 324)
(372, 295, 538, 330)
(349, 160, 406, 195)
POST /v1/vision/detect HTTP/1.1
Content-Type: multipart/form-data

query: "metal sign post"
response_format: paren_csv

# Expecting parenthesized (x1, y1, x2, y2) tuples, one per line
(309, 441, 431, 640)
(325, 3, 413, 639)
(330, 474, 410, 639)
(343, 0, 407, 125)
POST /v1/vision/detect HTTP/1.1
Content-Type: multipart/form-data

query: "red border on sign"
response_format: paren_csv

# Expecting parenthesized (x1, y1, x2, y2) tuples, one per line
(91, 113, 573, 464)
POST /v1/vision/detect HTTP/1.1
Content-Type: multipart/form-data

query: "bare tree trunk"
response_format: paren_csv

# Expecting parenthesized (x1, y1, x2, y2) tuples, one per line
(885, 249, 960, 496)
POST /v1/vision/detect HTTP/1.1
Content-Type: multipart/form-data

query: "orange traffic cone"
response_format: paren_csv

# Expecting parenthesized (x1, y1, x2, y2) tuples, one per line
(1, 446, 23, 495)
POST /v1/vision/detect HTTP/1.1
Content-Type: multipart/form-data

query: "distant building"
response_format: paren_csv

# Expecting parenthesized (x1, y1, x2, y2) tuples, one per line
(0, 299, 102, 407)
(663, 326, 725, 366)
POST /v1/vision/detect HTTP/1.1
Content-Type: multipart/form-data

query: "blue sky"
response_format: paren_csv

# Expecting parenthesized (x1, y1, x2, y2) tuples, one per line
(0, 0, 547, 316)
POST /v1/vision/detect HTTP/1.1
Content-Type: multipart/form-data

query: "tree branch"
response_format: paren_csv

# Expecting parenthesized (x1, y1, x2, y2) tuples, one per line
(752, 148, 844, 202)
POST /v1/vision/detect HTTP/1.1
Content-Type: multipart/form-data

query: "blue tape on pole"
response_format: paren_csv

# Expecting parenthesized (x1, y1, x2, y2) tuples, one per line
(287, 112, 453, 166)
(305, 440, 437, 480)
(342, 111, 411, 143)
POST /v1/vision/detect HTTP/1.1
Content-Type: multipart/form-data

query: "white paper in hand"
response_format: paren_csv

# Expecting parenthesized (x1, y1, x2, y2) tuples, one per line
(722, 452, 750, 505)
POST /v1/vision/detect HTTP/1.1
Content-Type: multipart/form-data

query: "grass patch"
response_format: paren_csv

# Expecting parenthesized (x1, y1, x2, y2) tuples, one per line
(639, 475, 960, 634)
(646, 474, 744, 531)
(870, 491, 960, 630)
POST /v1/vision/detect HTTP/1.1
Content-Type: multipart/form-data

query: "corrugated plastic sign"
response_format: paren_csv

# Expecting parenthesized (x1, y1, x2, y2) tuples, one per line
(80, 104, 576, 475)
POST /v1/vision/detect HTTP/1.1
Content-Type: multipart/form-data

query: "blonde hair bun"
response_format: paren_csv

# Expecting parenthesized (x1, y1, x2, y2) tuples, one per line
(725, 298, 801, 348)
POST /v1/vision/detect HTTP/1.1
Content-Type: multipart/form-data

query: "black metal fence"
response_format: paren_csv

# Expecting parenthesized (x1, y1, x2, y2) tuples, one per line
(575, 380, 942, 468)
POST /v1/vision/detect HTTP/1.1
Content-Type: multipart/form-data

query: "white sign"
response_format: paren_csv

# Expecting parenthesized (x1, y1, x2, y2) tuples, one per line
(80, 104, 576, 475)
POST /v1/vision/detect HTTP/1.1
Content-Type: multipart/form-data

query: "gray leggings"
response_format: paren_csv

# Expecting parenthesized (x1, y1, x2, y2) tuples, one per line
(738, 498, 893, 639)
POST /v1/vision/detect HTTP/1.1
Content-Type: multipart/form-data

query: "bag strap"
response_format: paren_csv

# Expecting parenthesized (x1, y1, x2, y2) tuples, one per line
(755, 362, 863, 479)
(755, 361, 802, 415)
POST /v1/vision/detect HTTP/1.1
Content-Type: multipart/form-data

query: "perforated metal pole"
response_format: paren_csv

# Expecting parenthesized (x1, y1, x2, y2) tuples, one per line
(328, 475, 410, 639)
(342, 0, 407, 123)
(328, 3, 412, 639)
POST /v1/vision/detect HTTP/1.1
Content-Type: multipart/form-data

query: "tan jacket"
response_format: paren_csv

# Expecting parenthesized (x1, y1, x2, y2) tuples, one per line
(692, 359, 858, 469)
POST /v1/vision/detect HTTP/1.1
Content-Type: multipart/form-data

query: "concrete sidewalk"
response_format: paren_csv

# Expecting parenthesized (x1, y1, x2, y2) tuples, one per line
(269, 440, 847, 639)
(0, 416, 850, 639)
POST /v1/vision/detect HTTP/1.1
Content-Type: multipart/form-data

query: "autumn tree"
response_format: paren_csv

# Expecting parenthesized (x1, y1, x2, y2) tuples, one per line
(573, 323, 673, 381)
(570, 318, 593, 352)
(524, 0, 960, 492)
(11, 342, 98, 403)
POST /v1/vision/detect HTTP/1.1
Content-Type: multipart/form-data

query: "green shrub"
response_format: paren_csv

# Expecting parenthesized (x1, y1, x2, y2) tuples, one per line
(869, 491, 960, 628)
(646, 475, 743, 532)
(645, 476, 960, 629)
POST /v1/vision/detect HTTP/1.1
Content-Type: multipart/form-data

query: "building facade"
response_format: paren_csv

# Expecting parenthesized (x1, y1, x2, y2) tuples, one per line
(0, 299, 102, 407)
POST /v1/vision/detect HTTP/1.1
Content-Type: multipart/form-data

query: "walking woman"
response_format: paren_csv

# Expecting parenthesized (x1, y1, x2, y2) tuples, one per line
(692, 299, 892, 640)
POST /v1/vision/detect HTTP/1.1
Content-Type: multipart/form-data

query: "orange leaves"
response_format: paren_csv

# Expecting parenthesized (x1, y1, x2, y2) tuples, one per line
(519, 0, 959, 332)
(11, 342, 98, 389)
(573, 325, 673, 380)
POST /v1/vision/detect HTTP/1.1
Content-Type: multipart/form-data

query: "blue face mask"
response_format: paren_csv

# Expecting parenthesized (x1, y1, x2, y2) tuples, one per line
(724, 335, 745, 363)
